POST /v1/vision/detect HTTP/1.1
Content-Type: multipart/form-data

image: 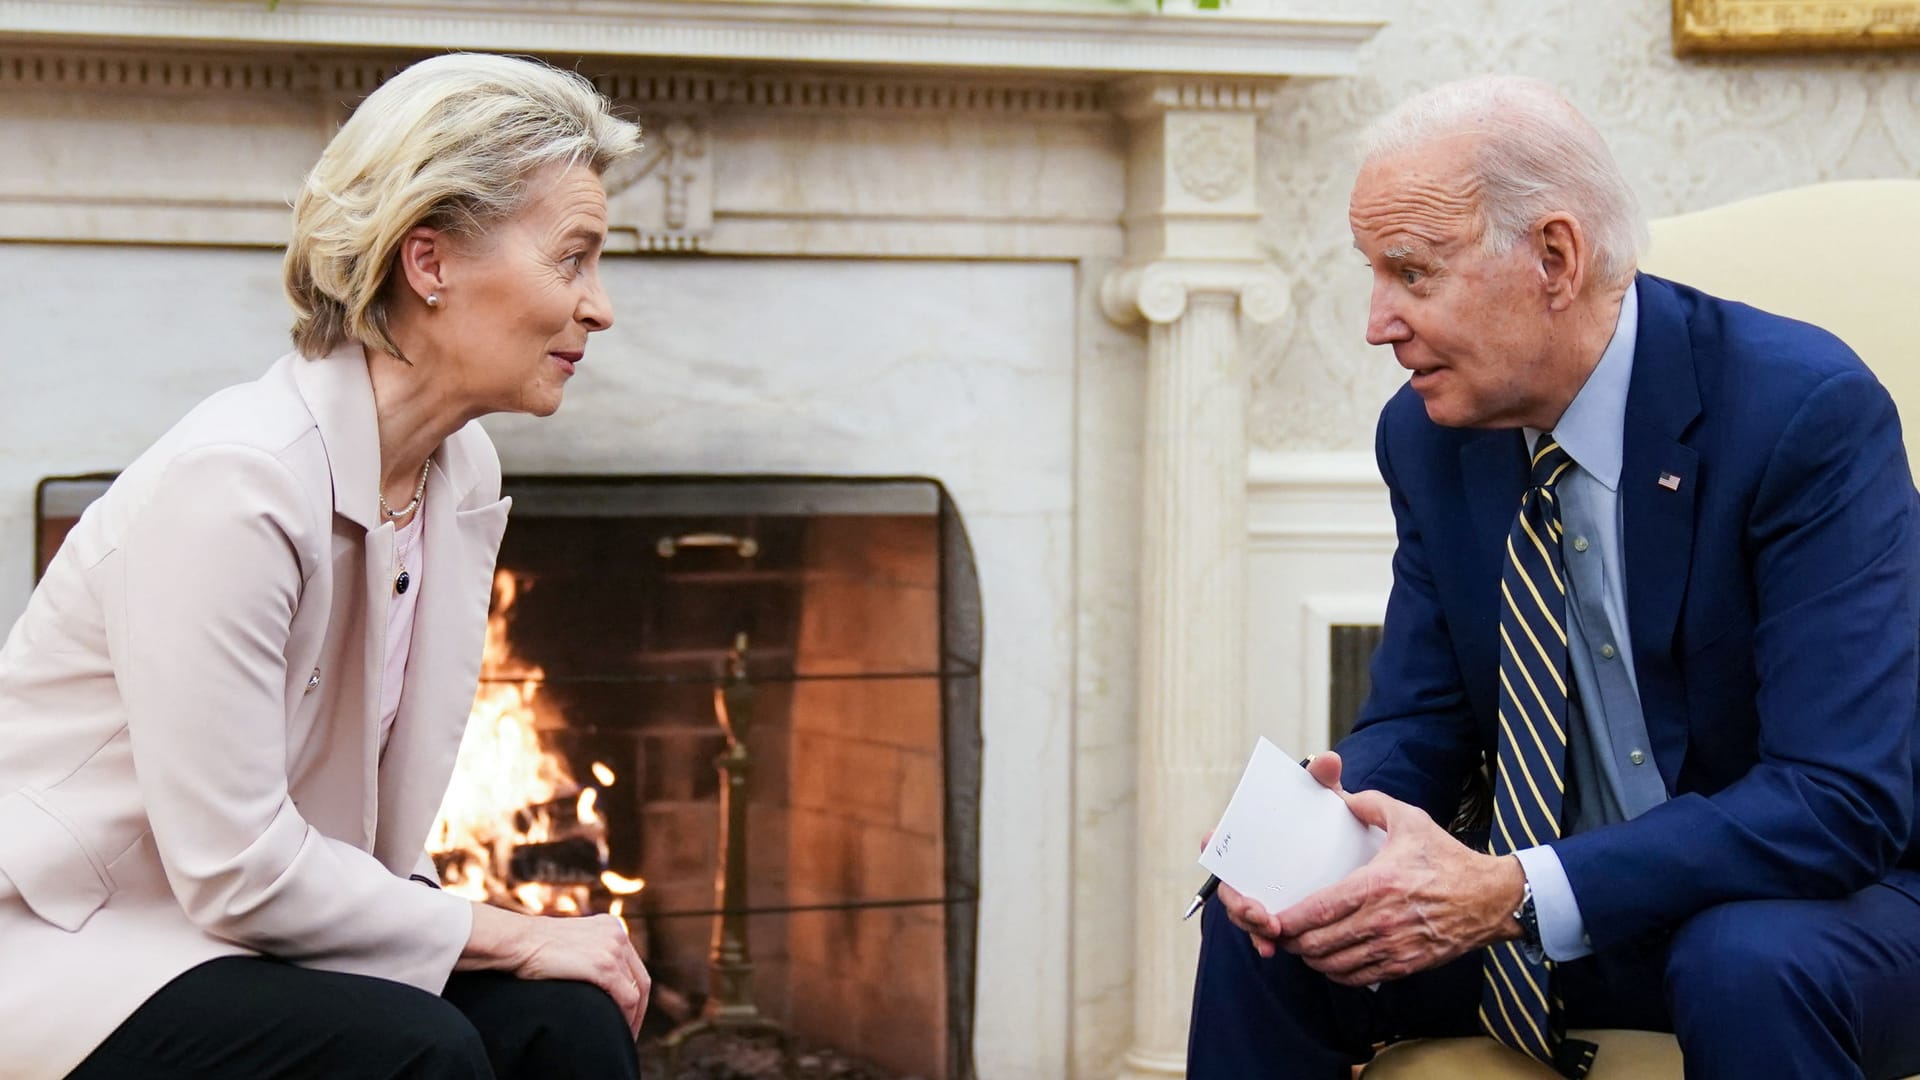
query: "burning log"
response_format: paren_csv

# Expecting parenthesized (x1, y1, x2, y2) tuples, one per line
(508, 837, 604, 884)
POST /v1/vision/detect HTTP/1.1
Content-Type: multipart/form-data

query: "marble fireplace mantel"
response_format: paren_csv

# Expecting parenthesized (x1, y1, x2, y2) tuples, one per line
(0, 0, 1377, 80)
(0, 4, 1383, 1076)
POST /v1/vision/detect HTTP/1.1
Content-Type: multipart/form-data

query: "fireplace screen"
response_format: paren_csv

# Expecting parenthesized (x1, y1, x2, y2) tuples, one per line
(34, 473, 983, 1080)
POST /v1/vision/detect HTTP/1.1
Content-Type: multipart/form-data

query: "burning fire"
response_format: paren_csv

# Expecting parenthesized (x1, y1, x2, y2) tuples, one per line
(429, 571, 644, 915)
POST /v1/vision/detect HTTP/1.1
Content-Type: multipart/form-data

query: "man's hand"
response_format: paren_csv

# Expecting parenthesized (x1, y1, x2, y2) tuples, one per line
(1266, 758, 1527, 986)
(1212, 754, 1350, 959)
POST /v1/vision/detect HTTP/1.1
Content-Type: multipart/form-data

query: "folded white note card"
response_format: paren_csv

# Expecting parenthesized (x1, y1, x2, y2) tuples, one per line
(1200, 737, 1387, 912)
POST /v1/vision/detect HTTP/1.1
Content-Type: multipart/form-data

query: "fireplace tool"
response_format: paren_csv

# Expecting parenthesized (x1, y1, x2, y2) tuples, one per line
(661, 630, 792, 1065)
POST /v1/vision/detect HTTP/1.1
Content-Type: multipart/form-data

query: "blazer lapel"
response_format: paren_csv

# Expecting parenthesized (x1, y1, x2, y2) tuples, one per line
(291, 342, 391, 847)
(1461, 428, 1528, 587)
(1620, 275, 1702, 790)
(289, 340, 385, 535)
(373, 427, 511, 874)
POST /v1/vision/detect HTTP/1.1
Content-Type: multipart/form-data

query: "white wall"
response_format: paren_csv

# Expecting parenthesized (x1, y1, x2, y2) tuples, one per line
(0, 246, 291, 618)
(1243, 451, 1393, 754)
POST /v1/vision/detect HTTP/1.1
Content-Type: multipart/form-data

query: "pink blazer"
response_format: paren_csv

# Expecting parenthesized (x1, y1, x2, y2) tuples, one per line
(0, 341, 511, 1078)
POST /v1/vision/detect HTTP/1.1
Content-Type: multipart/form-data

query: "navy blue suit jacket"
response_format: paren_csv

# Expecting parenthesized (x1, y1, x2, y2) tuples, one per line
(1337, 273, 1920, 953)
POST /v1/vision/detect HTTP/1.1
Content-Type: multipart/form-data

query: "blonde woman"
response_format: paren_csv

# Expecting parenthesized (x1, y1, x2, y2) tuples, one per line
(0, 54, 649, 1079)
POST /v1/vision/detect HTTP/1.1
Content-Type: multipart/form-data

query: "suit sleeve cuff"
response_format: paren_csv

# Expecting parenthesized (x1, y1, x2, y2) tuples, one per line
(1512, 845, 1593, 962)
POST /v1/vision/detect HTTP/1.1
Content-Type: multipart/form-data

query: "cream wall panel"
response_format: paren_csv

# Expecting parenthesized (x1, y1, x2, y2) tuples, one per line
(1244, 451, 1393, 760)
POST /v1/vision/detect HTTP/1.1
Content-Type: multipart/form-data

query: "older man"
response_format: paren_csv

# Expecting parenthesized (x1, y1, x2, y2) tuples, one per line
(1188, 76, 1920, 1080)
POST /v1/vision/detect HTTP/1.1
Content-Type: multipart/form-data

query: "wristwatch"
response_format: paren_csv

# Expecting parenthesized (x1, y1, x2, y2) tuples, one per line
(1513, 880, 1544, 959)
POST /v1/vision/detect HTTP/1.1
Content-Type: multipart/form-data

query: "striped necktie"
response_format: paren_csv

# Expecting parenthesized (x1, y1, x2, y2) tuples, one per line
(1479, 435, 1598, 1079)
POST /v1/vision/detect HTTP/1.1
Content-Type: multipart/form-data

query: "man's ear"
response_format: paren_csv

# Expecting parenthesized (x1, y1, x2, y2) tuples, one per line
(1537, 213, 1586, 311)
(396, 226, 447, 306)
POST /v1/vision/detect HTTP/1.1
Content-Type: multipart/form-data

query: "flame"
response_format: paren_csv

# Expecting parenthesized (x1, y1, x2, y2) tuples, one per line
(601, 869, 647, 895)
(428, 571, 642, 916)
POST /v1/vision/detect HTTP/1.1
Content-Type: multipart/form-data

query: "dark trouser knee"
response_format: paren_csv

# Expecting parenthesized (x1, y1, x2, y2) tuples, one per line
(1665, 900, 1857, 1079)
(67, 957, 493, 1080)
(442, 973, 638, 1080)
(1187, 895, 1373, 1080)
(385, 1002, 493, 1080)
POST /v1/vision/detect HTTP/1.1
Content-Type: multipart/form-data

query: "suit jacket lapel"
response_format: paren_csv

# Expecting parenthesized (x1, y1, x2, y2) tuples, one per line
(1620, 275, 1702, 790)
(373, 428, 511, 874)
(1461, 428, 1529, 589)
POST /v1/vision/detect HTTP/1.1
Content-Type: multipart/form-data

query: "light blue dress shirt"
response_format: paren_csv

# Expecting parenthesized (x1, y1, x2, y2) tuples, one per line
(1510, 285, 1669, 961)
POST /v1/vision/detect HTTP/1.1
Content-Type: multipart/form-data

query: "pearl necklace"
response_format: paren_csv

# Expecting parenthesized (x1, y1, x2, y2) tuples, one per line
(379, 459, 432, 521)
(381, 460, 431, 596)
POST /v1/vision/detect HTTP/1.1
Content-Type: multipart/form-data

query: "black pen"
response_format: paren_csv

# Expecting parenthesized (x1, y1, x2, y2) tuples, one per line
(1184, 754, 1315, 921)
(1182, 875, 1219, 920)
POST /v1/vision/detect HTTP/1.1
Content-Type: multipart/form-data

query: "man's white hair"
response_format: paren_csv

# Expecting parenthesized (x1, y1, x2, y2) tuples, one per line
(1357, 75, 1646, 286)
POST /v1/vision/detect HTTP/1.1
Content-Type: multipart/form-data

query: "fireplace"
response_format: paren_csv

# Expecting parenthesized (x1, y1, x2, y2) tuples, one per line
(35, 472, 983, 1080)
(6, 9, 1388, 1070)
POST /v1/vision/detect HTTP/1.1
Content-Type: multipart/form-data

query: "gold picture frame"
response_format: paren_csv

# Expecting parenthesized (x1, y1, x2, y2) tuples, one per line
(1675, 0, 1920, 53)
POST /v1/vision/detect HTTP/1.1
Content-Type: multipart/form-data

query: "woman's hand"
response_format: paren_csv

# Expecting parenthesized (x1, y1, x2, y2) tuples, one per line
(462, 903, 651, 1034)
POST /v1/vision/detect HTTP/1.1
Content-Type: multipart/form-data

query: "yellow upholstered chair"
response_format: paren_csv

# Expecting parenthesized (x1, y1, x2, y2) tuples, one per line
(1638, 179, 1920, 431)
(1363, 179, 1920, 1079)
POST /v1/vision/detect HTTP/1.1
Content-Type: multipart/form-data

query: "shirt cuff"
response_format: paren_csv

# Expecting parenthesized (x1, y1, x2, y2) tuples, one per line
(1511, 845, 1594, 962)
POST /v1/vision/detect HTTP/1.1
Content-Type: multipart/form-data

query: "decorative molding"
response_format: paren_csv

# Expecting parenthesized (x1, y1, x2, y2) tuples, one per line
(0, 48, 387, 95)
(0, 41, 1132, 252)
(1246, 451, 1392, 544)
(1299, 591, 1390, 750)
(599, 69, 1113, 115)
(1247, 448, 1385, 493)
(1172, 120, 1251, 201)
(0, 0, 1384, 80)
(605, 108, 713, 252)
(1100, 259, 1289, 326)
(0, 2, 1386, 255)
(1109, 75, 1271, 271)
(0, 44, 1112, 115)
(1109, 76, 1282, 118)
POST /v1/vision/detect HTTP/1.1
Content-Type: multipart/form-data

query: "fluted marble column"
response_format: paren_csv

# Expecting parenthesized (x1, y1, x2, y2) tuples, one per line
(1103, 261, 1287, 1079)
(1102, 76, 1290, 1080)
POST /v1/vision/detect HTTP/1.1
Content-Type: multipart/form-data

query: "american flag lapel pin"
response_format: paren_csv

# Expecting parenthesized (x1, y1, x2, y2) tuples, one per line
(1657, 471, 1683, 492)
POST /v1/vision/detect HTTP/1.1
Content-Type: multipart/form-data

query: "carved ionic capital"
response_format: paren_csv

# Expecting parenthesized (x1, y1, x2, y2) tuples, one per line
(1100, 259, 1289, 329)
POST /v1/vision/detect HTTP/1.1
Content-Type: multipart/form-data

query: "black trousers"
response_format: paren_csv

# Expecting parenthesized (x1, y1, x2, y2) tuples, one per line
(65, 956, 640, 1080)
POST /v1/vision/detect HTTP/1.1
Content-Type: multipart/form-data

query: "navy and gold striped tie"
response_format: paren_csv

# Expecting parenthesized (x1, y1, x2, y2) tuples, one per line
(1479, 436, 1598, 1080)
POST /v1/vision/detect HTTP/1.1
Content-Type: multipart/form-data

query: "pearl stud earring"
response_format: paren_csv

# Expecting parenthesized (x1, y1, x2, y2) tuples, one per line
(426, 292, 440, 308)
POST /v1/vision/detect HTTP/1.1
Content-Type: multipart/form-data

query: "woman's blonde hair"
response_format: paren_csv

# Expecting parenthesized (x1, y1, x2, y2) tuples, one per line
(284, 53, 642, 359)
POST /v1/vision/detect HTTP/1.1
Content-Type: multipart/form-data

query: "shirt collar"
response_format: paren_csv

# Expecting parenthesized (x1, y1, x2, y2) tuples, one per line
(1526, 283, 1637, 492)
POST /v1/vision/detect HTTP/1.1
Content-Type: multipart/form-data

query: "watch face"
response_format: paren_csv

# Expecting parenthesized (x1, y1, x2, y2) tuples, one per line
(1512, 883, 1542, 949)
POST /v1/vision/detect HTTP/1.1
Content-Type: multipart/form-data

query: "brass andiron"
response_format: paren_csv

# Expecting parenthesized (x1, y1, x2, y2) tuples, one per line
(661, 631, 789, 1062)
